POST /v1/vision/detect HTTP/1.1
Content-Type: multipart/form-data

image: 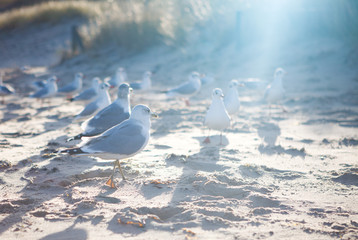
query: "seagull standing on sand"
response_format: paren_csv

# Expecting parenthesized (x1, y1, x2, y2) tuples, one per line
(70, 77, 101, 103)
(204, 88, 231, 144)
(166, 72, 201, 106)
(30, 76, 58, 103)
(264, 68, 286, 111)
(130, 71, 152, 91)
(107, 67, 127, 89)
(0, 72, 15, 104)
(224, 80, 241, 115)
(67, 83, 132, 141)
(74, 82, 111, 121)
(61, 104, 157, 188)
(58, 72, 83, 99)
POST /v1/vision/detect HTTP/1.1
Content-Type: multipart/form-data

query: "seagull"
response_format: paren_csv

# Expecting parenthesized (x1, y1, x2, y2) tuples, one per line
(58, 72, 83, 99)
(166, 72, 201, 106)
(60, 104, 157, 188)
(264, 68, 286, 111)
(67, 83, 132, 141)
(32, 79, 47, 91)
(30, 76, 58, 103)
(0, 72, 15, 104)
(130, 71, 152, 91)
(200, 73, 215, 85)
(204, 88, 231, 144)
(107, 67, 127, 89)
(74, 82, 111, 122)
(224, 80, 241, 115)
(70, 77, 101, 103)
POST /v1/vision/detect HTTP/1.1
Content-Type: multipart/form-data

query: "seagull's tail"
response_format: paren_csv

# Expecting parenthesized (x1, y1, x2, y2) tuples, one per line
(58, 147, 85, 155)
(66, 133, 83, 142)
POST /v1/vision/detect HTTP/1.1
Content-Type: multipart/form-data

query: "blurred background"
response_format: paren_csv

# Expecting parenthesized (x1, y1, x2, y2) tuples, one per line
(0, 0, 357, 87)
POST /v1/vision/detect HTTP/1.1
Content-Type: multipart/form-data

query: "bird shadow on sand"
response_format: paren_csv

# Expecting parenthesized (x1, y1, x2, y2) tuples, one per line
(256, 122, 306, 158)
(39, 223, 87, 240)
(0, 136, 115, 236)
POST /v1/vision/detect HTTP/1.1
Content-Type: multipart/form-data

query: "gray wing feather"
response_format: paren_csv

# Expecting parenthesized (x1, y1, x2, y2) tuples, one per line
(31, 87, 49, 98)
(0, 86, 13, 95)
(58, 83, 76, 93)
(77, 102, 98, 118)
(84, 103, 129, 136)
(73, 88, 96, 101)
(83, 120, 146, 155)
(169, 82, 196, 95)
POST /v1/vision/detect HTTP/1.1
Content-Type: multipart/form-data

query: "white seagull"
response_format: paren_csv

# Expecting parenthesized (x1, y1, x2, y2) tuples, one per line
(204, 88, 231, 144)
(264, 68, 286, 111)
(224, 80, 241, 115)
(67, 83, 132, 141)
(30, 76, 58, 103)
(166, 72, 201, 106)
(70, 77, 101, 103)
(107, 67, 127, 89)
(61, 104, 157, 188)
(74, 82, 111, 122)
(130, 71, 152, 91)
(0, 72, 15, 104)
(58, 72, 83, 99)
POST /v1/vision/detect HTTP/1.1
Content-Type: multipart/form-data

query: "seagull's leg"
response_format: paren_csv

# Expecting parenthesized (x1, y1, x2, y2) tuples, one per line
(105, 161, 117, 188)
(185, 99, 190, 106)
(220, 132, 223, 145)
(116, 159, 126, 180)
(268, 104, 271, 117)
(203, 129, 211, 144)
(280, 102, 287, 113)
(1, 96, 4, 104)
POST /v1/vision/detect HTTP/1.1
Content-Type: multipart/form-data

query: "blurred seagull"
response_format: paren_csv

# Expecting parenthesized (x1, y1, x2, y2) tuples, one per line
(61, 104, 157, 188)
(70, 77, 101, 103)
(224, 80, 241, 115)
(166, 72, 201, 106)
(58, 72, 83, 99)
(264, 68, 287, 112)
(30, 76, 58, 104)
(204, 88, 230, 144)
(107, 67, 127, 89)
(130, 71, 152, 91)
(200, 73, 215, 85)
(32, 79, 47, 91)
(74, 82, 111, 122)
(67, 83, 132, 141)
(0, 72, 15, 104)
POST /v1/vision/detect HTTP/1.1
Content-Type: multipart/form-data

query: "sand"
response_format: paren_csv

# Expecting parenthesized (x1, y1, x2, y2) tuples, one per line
(0, 22, 358, 240)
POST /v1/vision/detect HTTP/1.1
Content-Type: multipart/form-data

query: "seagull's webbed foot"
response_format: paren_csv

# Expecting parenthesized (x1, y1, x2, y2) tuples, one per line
(105, 176, 116, 188)
(105, 161, 117, 188)
(184, 99, 190, 106)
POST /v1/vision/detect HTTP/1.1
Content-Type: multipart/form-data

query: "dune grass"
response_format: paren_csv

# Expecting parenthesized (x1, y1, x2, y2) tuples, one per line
(0, 1, 100, 31)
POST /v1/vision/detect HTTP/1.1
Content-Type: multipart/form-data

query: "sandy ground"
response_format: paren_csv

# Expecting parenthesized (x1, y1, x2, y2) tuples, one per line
(0, 22, 358, 240)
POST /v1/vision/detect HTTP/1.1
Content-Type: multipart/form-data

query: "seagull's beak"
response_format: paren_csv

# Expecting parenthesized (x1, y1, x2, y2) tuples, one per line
(151, 113, 158, 118)
(110, 85, 115, 89)
(239, 83, 245, 87)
